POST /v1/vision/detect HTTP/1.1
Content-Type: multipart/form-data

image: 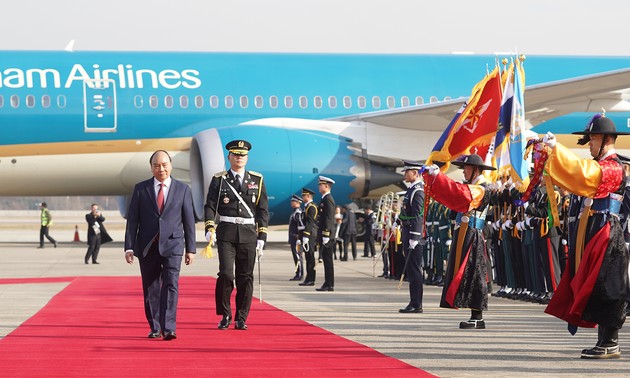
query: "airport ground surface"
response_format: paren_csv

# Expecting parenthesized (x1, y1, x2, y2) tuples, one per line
(1, 211, 629, 377)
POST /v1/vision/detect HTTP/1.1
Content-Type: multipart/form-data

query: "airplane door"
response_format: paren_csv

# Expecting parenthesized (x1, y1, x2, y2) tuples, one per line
(83, 79, 117, 132)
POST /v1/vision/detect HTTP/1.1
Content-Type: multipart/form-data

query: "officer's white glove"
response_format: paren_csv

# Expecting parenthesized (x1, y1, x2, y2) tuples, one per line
(502, 219, 513, 230)
(427, 164, 440, 176)
(428, 236, 433, 243)
(409, 239, 419, 250)
(205, 230, 216, 246)
(543, 131, 557, 148)
(296, 240, 301, 246)
(323, 237, 330, 245)
(562, 239, 568, 246)
(445, 239, 452, 247)
(525, 216, 532, 227)
(516, 221, 524, 231)
(256, 239, 264, 258)
(491, 221, 499, 231)
(302, 237, 310, 252)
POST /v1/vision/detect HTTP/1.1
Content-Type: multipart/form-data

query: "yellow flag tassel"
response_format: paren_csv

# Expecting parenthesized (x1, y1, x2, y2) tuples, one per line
(201, 244, 214, 258)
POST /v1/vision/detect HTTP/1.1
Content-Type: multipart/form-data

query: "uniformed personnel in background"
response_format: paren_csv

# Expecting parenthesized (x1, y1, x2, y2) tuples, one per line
(204, 139, 269, 331)
(299, 188, 318, 286)
(316, 176, 336, 292)
(398, 160, 426, 313)
(288, 194, 304, 281)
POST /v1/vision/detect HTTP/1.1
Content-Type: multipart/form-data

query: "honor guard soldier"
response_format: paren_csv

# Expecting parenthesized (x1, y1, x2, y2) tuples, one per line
(542, 115, 629, 359)
(299, 188, 318, 286)
(289, 194, 304, 281)
(398, 160, 426, 313)
(424, 154, 494, 329)
(316, 176, 336, 291)
(204, 139, 269, 331)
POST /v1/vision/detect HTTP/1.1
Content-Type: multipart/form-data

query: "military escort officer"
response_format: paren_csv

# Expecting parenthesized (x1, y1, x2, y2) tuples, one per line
(204, 140, 269, 331)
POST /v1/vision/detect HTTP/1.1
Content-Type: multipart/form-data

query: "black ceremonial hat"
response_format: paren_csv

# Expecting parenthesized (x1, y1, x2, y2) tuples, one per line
(301, 188, 315, 196)
(225, 140, 252, 155)
(451, 154, 496, 171)
(291, 194, 302, 202)
(573, 115, 630, 146)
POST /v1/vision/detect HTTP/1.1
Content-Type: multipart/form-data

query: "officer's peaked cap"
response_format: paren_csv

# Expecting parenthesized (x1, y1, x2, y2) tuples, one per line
(225, 140, 252, 155)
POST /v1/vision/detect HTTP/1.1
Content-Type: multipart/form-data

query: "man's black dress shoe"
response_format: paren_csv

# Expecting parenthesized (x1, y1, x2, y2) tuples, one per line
(316, 286, 334, 292)
(399, 305, 423, 313)
(92, 261, 99, 264)
(148, 330, 162, 338)
(289, 275, 301, 281)
(218, 315, 231, 330)
(84, 261, 89, 265)
(163, 330, 177, 340)
(235, 319, 248, 330)
(299, 281, 314, 286)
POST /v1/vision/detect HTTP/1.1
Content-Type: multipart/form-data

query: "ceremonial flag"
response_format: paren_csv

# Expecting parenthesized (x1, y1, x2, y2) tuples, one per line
(427, 67, 502, 169)
(509, 60, 529, 186)
(493, 62, 515, 175)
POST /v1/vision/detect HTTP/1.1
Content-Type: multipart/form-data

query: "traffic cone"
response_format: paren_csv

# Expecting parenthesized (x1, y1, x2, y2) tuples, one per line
(73, 225, 81, 242)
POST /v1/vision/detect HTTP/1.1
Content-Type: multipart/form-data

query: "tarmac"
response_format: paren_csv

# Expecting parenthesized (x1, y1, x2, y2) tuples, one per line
(1, 210, 630, 377)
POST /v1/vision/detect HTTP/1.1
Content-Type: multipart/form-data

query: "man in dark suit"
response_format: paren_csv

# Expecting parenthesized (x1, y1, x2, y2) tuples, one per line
(316, 176, 336, 292)
(84, 203, 112, 264)
(205, 140, 269, 331)
(124, 150, 196, 341)
(341, 205, 357, 261)
(299, 188, 318, 287)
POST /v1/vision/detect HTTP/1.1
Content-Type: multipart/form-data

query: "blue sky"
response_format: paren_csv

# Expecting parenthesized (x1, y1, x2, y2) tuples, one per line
(1, 0, 628, 56)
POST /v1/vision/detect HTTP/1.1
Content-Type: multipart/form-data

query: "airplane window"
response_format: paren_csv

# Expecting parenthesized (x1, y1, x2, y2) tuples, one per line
(26, 95, 35, 108)
(255, 95, 263, 109)
(0, 95, 3, 108)
(429, 96, 438, 103)
(57, 95, 66, 108)
(10, 95, 19, 108)
(180, 95, 189, 109)
(386, 96, 395, 108)
(194, 95, 203, 108)
(225, 96, 234, 109)
(299, 96, 308, 109)
(240, 96, 248, 108)
(42, 95, 50, 108)
(210, 95, 219, 109)
(401, 96, 410, 107)
(149, 95, 158, 108)
(314, 96, 322, 109)
(134, 95, 144, 108)
(372, 96, 381, 109)
(269, 96, 278, 109)
(415, 96, 424, 105)
(284, 96, 293, 109)
(164, 95, 174, 109)
(358, 96, 366, 109)
(328, 96, 337, 109)
(343, 96, 352, 109)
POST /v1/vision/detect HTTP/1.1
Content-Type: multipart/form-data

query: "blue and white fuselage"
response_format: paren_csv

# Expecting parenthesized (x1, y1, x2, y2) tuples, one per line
(2, 51, 630, 222)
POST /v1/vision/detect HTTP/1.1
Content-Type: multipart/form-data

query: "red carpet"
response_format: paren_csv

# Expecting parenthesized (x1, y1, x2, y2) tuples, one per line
(0, 276, 431, 377)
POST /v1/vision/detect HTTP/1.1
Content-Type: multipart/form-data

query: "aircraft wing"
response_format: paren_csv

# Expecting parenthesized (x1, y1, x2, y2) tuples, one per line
(333, 67, 630, 130)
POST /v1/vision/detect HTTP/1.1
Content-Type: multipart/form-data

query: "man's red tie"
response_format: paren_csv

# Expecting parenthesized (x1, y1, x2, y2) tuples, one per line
(157, 183, 165, 213)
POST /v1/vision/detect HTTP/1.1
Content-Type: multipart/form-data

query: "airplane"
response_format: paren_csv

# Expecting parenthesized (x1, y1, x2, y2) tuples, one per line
(2, 51, 630, 224)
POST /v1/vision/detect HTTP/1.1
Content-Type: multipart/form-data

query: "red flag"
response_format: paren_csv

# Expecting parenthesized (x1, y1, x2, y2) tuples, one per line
(427, 67, 502, 166)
